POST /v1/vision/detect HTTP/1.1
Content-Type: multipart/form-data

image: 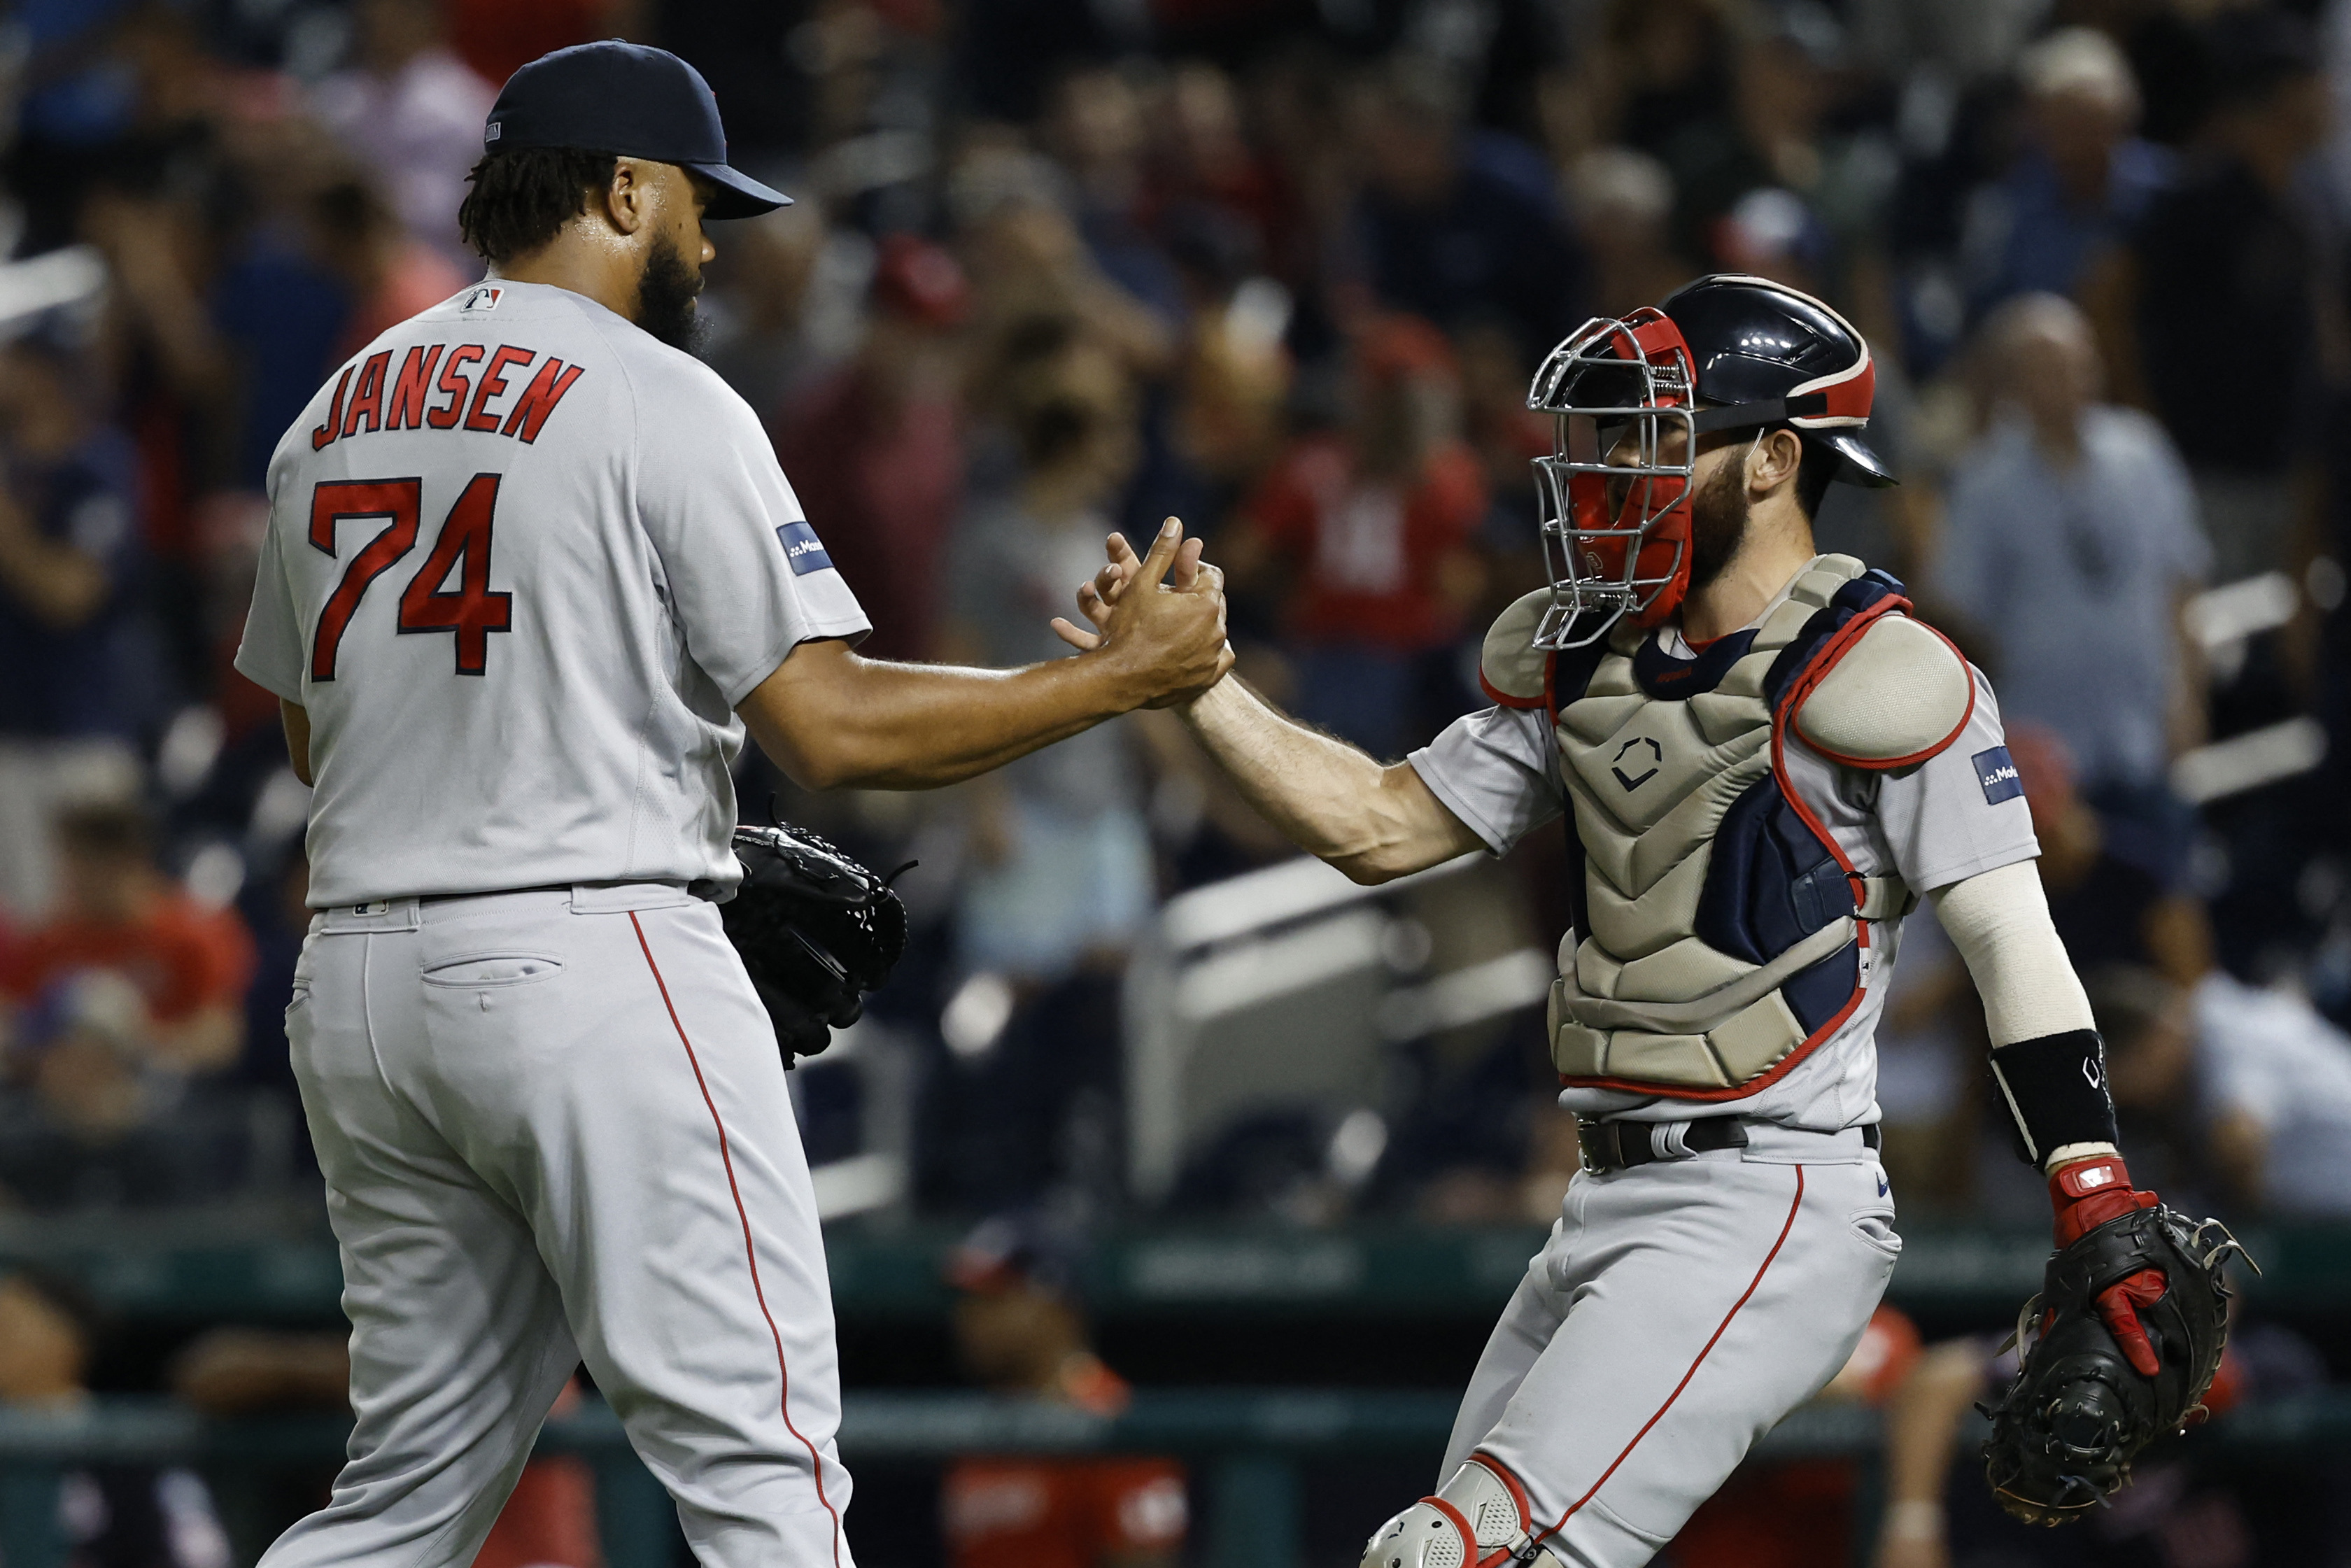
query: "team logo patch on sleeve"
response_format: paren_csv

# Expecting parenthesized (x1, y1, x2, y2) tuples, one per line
(1973, 745, 2024, 804)
(776, 520, 834, 576)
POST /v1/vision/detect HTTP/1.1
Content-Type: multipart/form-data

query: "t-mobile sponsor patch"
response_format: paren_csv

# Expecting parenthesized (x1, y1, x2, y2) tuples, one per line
(776, 519, 834, 575)
(1973, 744, 2024, 805)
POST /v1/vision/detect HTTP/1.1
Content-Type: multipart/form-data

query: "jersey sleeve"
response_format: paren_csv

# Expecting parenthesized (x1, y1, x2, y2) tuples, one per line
(1407, 703, 1563, 855)
(633, 360, 870, 707)
(1870, 666, 2041, 894)
(234, 514, 307, 703)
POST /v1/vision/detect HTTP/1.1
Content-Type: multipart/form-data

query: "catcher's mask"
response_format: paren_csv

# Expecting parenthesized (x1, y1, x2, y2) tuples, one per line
(1525, 274, 1896, 649)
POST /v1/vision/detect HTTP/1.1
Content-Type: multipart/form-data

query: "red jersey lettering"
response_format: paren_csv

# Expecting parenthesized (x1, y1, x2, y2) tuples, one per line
(386, 344, 445, 431)
(308, 479, 423, 681)
(500, 358, 586, 444)
(430, 344, 484, 430)
(312, 365, 353, 451)
(466, 346, 537, 433)
(396, 473, 512, 674)
(339, 351, 392, 439)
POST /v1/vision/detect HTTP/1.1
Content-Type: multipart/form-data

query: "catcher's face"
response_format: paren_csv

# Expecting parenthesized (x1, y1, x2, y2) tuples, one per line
(1599, 418, 1756, 524)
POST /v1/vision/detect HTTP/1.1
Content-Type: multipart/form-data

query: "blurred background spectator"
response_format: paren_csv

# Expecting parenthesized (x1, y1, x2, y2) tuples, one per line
(0, 1264, 234, 1568)
(1934, 292, 2209, 868)
(940, 1216, 1187, 1568)
(307, 0, 495, 274)
(1222, 313, 1486, 756)
(0, 328, 153, 914)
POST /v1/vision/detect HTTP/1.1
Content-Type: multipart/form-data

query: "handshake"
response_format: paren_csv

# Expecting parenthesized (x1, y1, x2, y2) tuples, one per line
(1048, 516, 1233, 711)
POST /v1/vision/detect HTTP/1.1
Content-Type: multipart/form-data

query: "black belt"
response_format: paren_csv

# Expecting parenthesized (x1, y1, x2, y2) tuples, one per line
(416, 884, 574, 905)
(1577, 1117, 1880, 1173)
(414, 880, 702, 907)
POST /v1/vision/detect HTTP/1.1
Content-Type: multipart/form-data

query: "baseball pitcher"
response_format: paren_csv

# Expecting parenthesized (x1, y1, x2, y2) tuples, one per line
(234, 42, 1227, 1568)
(1063, 276, 2240, 1565)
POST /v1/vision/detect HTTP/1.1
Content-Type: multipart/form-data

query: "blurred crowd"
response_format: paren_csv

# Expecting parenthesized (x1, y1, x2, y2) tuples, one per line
(3, 0, 2351, 1239)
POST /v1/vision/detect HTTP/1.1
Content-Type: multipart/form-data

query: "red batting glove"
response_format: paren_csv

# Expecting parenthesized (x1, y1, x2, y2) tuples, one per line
(2049, 1156, 2166, 1377)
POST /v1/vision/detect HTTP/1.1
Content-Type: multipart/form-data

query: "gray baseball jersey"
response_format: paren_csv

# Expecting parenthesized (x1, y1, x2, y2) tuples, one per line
(236, 281, 867, 1568)
(1409, 618, 2039, 1134)
(236, 278, 868, 907)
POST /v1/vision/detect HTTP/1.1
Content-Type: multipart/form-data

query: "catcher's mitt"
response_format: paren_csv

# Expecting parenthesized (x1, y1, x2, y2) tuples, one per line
(1981, 1203, 2255, 1525)
(721, 822, 909, 1067)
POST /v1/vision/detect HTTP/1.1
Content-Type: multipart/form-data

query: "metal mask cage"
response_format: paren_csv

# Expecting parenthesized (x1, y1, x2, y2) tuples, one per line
(1525, 314, 1699, 650)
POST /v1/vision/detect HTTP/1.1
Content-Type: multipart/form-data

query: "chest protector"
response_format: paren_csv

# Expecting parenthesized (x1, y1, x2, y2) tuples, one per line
(1478, 556, 1976, 1099)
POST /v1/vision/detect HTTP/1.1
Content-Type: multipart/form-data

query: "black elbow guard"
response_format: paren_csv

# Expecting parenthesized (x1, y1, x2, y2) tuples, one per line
(1988, 1029, 2119, 1166)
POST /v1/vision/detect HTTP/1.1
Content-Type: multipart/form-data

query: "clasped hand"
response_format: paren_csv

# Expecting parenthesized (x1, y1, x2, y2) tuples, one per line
(1050, 518, 1233, 708)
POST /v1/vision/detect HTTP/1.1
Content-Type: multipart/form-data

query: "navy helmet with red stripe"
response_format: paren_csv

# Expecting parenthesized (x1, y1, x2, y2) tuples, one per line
(1659, 274, 1894, 486)
(1523, 273, 1895, 649)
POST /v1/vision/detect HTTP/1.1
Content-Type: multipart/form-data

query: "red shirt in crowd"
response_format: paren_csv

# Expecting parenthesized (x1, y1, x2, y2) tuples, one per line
(942, 1357, 1187, 1568)
(1239, 434, 1487, 653)
(0, 891, 256, 1024)
(944, 1457, 1187, 1568)
(772, 366, 964, 662)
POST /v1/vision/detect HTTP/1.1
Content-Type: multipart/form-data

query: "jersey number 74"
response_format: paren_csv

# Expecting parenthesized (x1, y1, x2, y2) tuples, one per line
(309, 475, 513, 679)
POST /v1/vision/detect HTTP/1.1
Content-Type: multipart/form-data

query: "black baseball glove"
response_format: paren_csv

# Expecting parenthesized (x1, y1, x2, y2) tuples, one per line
(1980, 1203, 2255, 1525)
(720, 822, 909, 1067)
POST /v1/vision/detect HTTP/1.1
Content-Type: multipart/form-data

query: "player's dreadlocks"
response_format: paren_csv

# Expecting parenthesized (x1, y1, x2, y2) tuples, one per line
(457, 147, 621, 264)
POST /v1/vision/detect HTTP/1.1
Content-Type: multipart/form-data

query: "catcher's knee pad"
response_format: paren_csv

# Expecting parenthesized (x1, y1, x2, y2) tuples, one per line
(1360, 1454, 1551, 1568)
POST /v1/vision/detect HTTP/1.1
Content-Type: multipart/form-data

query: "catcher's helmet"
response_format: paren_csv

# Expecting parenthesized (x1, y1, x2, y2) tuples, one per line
(1524, 274, 1895, 648)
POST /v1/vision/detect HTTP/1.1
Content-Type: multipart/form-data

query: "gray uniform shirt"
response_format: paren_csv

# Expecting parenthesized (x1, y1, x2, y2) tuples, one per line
(1409, 617, 2039, 1132)
(237, 280, 869, 906)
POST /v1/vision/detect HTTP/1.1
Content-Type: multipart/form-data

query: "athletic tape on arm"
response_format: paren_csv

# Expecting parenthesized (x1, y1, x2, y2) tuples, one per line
(1933, 862, 2115, 1164)
(1932, 861, 2093, 1045)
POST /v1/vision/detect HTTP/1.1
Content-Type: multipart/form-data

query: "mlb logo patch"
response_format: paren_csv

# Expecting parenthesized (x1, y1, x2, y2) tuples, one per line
(1972, 745, 2025, 805)
(776, 519, 833, 576)
(458, 285, 504, 312)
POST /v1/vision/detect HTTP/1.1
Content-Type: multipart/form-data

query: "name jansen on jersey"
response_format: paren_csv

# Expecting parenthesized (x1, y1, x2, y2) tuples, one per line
(311, 343, 586, 452)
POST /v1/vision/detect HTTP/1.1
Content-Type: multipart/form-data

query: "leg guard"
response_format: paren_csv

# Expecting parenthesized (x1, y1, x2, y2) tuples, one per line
(1360, 1455, 1548, 1568)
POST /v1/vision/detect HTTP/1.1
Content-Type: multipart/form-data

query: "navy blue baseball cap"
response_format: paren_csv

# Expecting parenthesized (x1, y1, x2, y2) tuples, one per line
(483, 41, 790, 218)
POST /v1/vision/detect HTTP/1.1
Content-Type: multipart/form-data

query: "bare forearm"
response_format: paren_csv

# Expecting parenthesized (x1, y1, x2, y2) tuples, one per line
(741, 644, 1144, 791)
(1883, 1345, 1989, 1504)
(1178, 678, 1479, 882)
(153, 1005, 243, 1073)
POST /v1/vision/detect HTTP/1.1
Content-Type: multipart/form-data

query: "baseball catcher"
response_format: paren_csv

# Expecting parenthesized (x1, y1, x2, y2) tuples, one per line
(1059, 274, 2243, 1565)
(722, 822, 910, 1066)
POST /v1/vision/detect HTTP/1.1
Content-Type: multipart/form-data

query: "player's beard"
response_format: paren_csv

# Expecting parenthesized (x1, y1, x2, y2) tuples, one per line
(635, 234, 707, 354)
(1683, 448, 1751, 593)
